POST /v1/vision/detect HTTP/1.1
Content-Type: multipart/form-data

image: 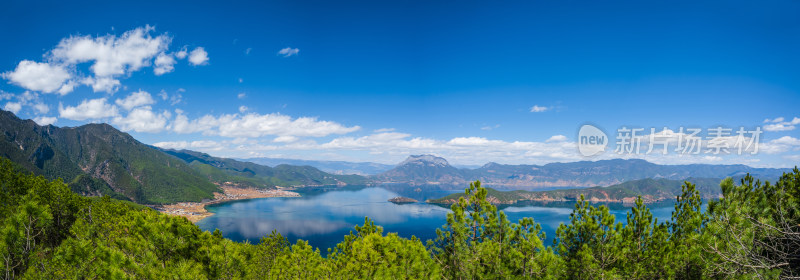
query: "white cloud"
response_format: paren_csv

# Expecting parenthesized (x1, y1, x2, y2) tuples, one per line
(81, 76, 121, 93)
(760, 136, 800, 154)
(50, 25, 169, 78)
(158, 89, 182, 105)
(480, 124, 500, 131)
(764, 117, 784, 123)
(530, 105, 549, 112)
(57, 81, 77, 95)
(153, 53, 176, 75)
(33, 116, 57, 126)
(170, 92, 182, 105)
(4, 102, 22, 114)
(113, 106, 170, 133)
(152, 140, 220, 150)
(168, 111, 360, 138)
(273, 136, 298, 143)
(115, 90, 155, 111)
(2, 60, 71, 94)
(278, 47, 299, 57)
(175, 46, 188, 59)
(32, 103, 49, 114)
(763, 116, 800, 132)
(59, 98, 119, 120)
(546, 135, 568, 142)
(237, 92, 246, 99)
(188, 47, 209, 65)
(764, 123, 795, 132)
(3, 26, 205, 95)
(239, 106, 248, 113)
(245, 48, 252, 55)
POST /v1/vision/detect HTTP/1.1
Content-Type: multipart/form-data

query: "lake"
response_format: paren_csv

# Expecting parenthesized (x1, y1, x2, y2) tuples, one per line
(196, 185, 678, 254)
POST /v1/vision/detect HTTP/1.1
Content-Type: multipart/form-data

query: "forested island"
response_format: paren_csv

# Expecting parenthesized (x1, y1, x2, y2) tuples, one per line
(0, 155, 798, 279)
(428, 177, 725, 205)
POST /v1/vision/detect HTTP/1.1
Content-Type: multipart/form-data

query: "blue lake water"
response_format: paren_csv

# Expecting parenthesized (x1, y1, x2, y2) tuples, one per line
(196, 185, 678, 254)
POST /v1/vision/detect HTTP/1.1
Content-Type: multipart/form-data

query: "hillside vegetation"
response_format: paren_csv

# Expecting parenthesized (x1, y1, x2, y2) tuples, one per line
(0, 110, 368, 204)
(429, 177, 725, 204)
(1, 155, 798, 279)
(0, 110, 219, 204)
(376, 154, 789, 188)
(161, 149, 368, 188)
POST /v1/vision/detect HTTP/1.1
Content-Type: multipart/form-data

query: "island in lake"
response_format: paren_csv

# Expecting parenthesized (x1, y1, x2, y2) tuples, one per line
(388, 196, 418, 204)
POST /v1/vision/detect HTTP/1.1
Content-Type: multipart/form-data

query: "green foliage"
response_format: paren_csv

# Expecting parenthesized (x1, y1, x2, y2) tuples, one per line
(0, 111, 220, 204)
(555, 195, 623, 279)
(702, 171, 800, 279)
(164, 149, 369, 189)
(1, 153, 799, 279)
(429, 181, 562, 279)
(429, 177, 725, 205)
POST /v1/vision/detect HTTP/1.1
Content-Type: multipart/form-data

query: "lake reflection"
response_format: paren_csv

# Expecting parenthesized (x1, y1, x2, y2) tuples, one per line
(196, 185, 677, 254)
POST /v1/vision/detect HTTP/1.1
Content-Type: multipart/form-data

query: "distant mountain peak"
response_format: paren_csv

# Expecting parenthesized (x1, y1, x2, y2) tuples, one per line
(399, 154, 450, 167)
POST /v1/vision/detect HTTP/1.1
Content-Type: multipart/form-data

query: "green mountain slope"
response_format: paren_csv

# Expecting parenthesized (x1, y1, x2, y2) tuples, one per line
(0, 110, 219, 204)
(160, 149, 369, 188)
(429, 177, 726, 204)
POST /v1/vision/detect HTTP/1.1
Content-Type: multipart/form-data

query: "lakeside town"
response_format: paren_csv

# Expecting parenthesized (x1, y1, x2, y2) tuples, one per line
(156, 185, 300, 222)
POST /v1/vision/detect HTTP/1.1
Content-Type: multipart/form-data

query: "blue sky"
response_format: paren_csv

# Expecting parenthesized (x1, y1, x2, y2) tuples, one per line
(1, 0, 799, 167)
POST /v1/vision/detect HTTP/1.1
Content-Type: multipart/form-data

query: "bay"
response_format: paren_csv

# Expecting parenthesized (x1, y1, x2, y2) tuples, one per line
(196, 185, 678, 254)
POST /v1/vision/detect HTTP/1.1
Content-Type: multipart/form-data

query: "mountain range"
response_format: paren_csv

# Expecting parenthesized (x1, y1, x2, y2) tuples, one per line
(374, 154, 790, 189)
(163, 149, 368, 187)
(241, 157, 393, 175)
(0, 108, 792, 205)
(0, 110, 366, 204)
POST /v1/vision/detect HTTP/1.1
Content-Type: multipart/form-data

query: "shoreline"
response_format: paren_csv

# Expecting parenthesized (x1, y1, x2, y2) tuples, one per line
(157, 186, 300, 223)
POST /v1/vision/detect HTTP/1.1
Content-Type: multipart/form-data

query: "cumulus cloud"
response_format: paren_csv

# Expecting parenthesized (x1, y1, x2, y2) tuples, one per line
(158, 89, 183, 105)
(152, 140, 220, 150)
(153, 53, 176, 75)
(2, 26, 207, 95)
(237, 92, 246, 99)
(188, 47, 209, 65)
(760, 136, 800, 154)
(115, 90, 155, 111)
(50, 25, 169, 77)
(33, 116, 57, 126)
(175, 46, 188, 59)
(546, 135, 568, 142)
(4, 102, 22, 114)
(32, 103, 49, 114)
(530, 105, 549, 112)
(239, 106, 248, 113)
(59, 98, 119, 120)
(81, 76, 121, 93)
(2, 60, 71, 94)
(763, 116, 800, 132)
(168, 111, 360, 138)
(278, 47, 299, 57)
(113, 106, 170, 133)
